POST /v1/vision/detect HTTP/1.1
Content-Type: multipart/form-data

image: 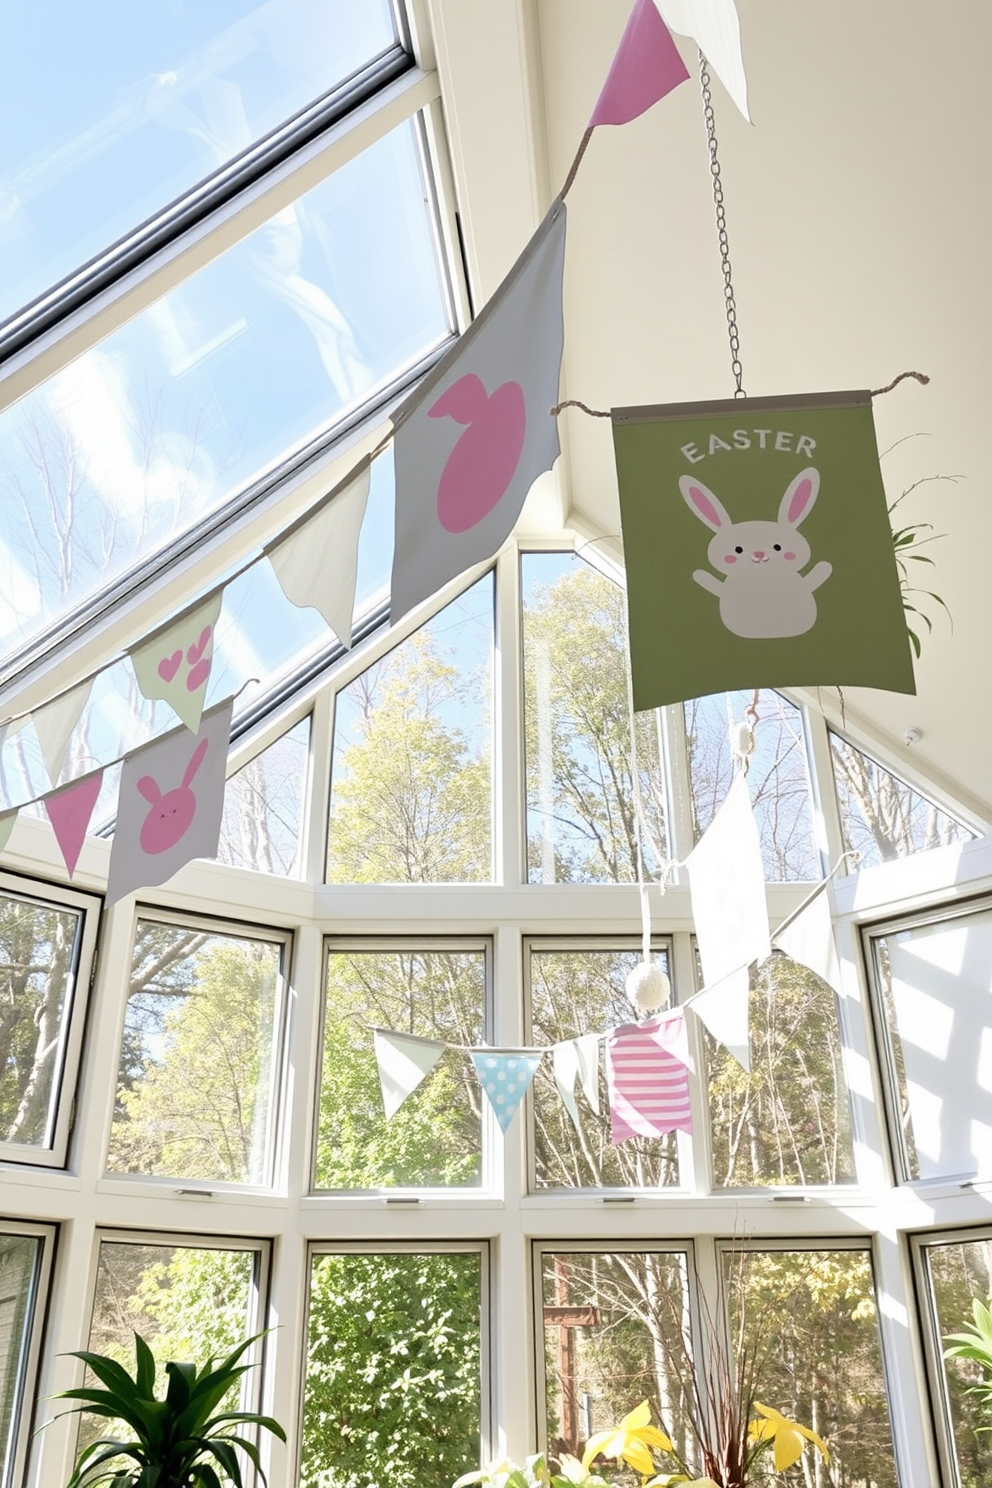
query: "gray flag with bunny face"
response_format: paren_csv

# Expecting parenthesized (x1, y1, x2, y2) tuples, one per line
(106, 699, 233, 906)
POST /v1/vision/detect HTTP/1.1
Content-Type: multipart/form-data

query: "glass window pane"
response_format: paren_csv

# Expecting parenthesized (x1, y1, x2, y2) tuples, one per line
(107, 919, 285, 1184)
(0, 0, 400, 322)
(327, 576, 493, 884)
(0, 889, 84, 1153)
(0, 1232, 44, 1488)
(708, 953, 855, 1187)
(521, 552, 667, 884)
(685, 689, 818, 881)
(831, 732, 975, 868)
(924, 1233, 992, 1488)
(83, 1239, 260, 1462)
(216, 716, 310, 875)
(539, 1249, 692, 1465)
(315, 944, 486, 1190)
(302, 1249, 482, 1488)
(729, 1247, 896, 1487)
(870, 903, 992, 1182)
(0, 116, 451, 666)
(528, 944, 679, 1189)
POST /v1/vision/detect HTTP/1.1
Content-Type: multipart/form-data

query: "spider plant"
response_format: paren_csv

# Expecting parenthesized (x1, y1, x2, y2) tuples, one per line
(888, 471, 957, 660)
(43, 1330, 285, 1487)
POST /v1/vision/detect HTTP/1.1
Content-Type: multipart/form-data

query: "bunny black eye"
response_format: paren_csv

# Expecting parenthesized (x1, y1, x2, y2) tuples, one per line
(734, 545, 743, 554)
(773, 544, 782, 552)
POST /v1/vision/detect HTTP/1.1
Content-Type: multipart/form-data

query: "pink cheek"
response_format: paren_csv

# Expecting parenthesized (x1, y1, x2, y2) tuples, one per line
(784, 552, 796, 561)
(723, 555, 737, 565)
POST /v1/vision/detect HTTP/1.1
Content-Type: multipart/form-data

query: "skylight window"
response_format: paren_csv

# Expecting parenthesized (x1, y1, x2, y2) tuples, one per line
(0, 117, 452, 669)
(0, 0, 402, 328)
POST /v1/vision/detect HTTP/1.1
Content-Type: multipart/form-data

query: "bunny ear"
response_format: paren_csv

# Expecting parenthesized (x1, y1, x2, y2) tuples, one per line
(181, 737, 209, 789)
(679, 474, 731, 532)
(779, 467, 821, 527)
(136, 775, 161, 804)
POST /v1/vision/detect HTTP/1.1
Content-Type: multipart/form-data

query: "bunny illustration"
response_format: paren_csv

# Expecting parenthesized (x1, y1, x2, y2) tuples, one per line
(136, 737, 209, 855)
(679, 466, 832, 638)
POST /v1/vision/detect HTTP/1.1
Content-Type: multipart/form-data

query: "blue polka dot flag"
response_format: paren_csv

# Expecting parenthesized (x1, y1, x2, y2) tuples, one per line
(470, 1051, 544, 1133)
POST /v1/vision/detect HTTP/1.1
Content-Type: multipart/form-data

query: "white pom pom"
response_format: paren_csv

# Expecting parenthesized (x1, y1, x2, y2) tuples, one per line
(624, 962, 671, 1014)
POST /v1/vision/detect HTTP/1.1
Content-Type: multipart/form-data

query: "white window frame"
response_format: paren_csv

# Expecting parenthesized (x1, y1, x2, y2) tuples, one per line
(0, 1218, 56, 1488)
(910, 1223, 992, 1488)
(101, 908, 293, 1195)
(0, 872, 101, 1170)
(299, 1239, 491, 1479)
(313, 934, 494, 1195)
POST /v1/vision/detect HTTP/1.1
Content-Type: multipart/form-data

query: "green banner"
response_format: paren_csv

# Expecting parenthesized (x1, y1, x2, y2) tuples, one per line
(612, 391, 916, 710)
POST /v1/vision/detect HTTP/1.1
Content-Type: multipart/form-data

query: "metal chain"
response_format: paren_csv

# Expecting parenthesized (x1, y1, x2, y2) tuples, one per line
(698, 49, 746, 398)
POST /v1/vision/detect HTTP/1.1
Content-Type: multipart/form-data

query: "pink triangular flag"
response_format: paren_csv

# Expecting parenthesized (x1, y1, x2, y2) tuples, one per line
(44, 770, 103, 878)
(589, 0, 689, 128)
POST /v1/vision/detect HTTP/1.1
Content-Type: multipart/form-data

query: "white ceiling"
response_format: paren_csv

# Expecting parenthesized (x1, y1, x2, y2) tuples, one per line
(429, 0, 992, 821)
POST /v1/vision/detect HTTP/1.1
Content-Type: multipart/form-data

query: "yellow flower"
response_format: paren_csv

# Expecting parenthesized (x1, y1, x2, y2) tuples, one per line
(581, 1400, 674, 1476)
(747, 1403, 830, 1472)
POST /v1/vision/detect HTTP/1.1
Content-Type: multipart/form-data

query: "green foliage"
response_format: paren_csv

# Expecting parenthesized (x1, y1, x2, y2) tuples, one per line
(327, 628, 490, 884)
(108, 934, 281, 1184)
(522, 561, 665, 884)
(887, 472, 956, 661)
(47, 1331, 285, 1488)
(707, 954, 855, 1188)
(0, 893, 77, 1146)
(315, 947, 484, 1190)
(945, 1297, 992, 1427)
(301, 1252, 481, 1488)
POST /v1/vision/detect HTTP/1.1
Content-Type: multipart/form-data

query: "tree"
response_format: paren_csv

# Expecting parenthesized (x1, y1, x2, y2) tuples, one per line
(107, 930, 281, 1184)
(316, 947, 483, 1191)
(301, 1251, 481, 1488)
(327, 629, 490, 884)
(522, 563, 665, 884)
(731, 1249, 896, 1488)
(830, 734, 972, 867)
(707, 954, 855, 1189)
(0, 894, 78, 1147)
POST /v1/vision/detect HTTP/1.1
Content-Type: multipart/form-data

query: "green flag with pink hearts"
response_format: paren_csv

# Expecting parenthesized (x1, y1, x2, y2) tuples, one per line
(612, 391, 917, 710)
(129, 590, 224, 732)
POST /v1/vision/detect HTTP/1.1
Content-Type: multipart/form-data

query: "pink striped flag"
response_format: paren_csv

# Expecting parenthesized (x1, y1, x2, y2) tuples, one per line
(606, 1010, 692, 1143)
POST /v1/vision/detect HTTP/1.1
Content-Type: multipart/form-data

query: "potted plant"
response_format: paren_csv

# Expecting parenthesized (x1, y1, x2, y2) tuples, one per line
(42, 1330, 285, 1487)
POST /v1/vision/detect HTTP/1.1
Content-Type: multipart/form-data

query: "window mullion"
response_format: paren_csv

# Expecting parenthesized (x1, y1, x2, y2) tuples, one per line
(802, 701, 848, 871)
(495, 546, 524, 886)
(659, 703, 697, 872)
(872, 1232, 939, 1488)
(673, 931, 712, 1197)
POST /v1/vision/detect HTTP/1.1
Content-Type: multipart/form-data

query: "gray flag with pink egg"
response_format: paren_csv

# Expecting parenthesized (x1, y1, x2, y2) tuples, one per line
(389, 200, 567, 624)
(106, 699, 233, 906)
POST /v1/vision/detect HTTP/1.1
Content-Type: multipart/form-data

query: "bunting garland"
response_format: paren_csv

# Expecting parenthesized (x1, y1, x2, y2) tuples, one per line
(129, 591, 224, 734)
(606, 1011, 692, 1142)
(470, 1051, 544, 1133)
(43, 770, 104, 879)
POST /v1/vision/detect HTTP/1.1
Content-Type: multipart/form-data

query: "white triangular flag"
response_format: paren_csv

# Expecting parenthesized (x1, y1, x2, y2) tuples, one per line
(655, 0, 750, 120)
(552, 1036, 601, 1124)
(776, 888, 841, 991)
(687, 773, 770, 989)
(373, 1028, 446, 1120)
(266, 460, 371, 648)
(574, 1031, 601, 1115)
(690, 964, 751, 1071)
(33, 678, 92, 786)
(552, 1040, 585, 1131)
